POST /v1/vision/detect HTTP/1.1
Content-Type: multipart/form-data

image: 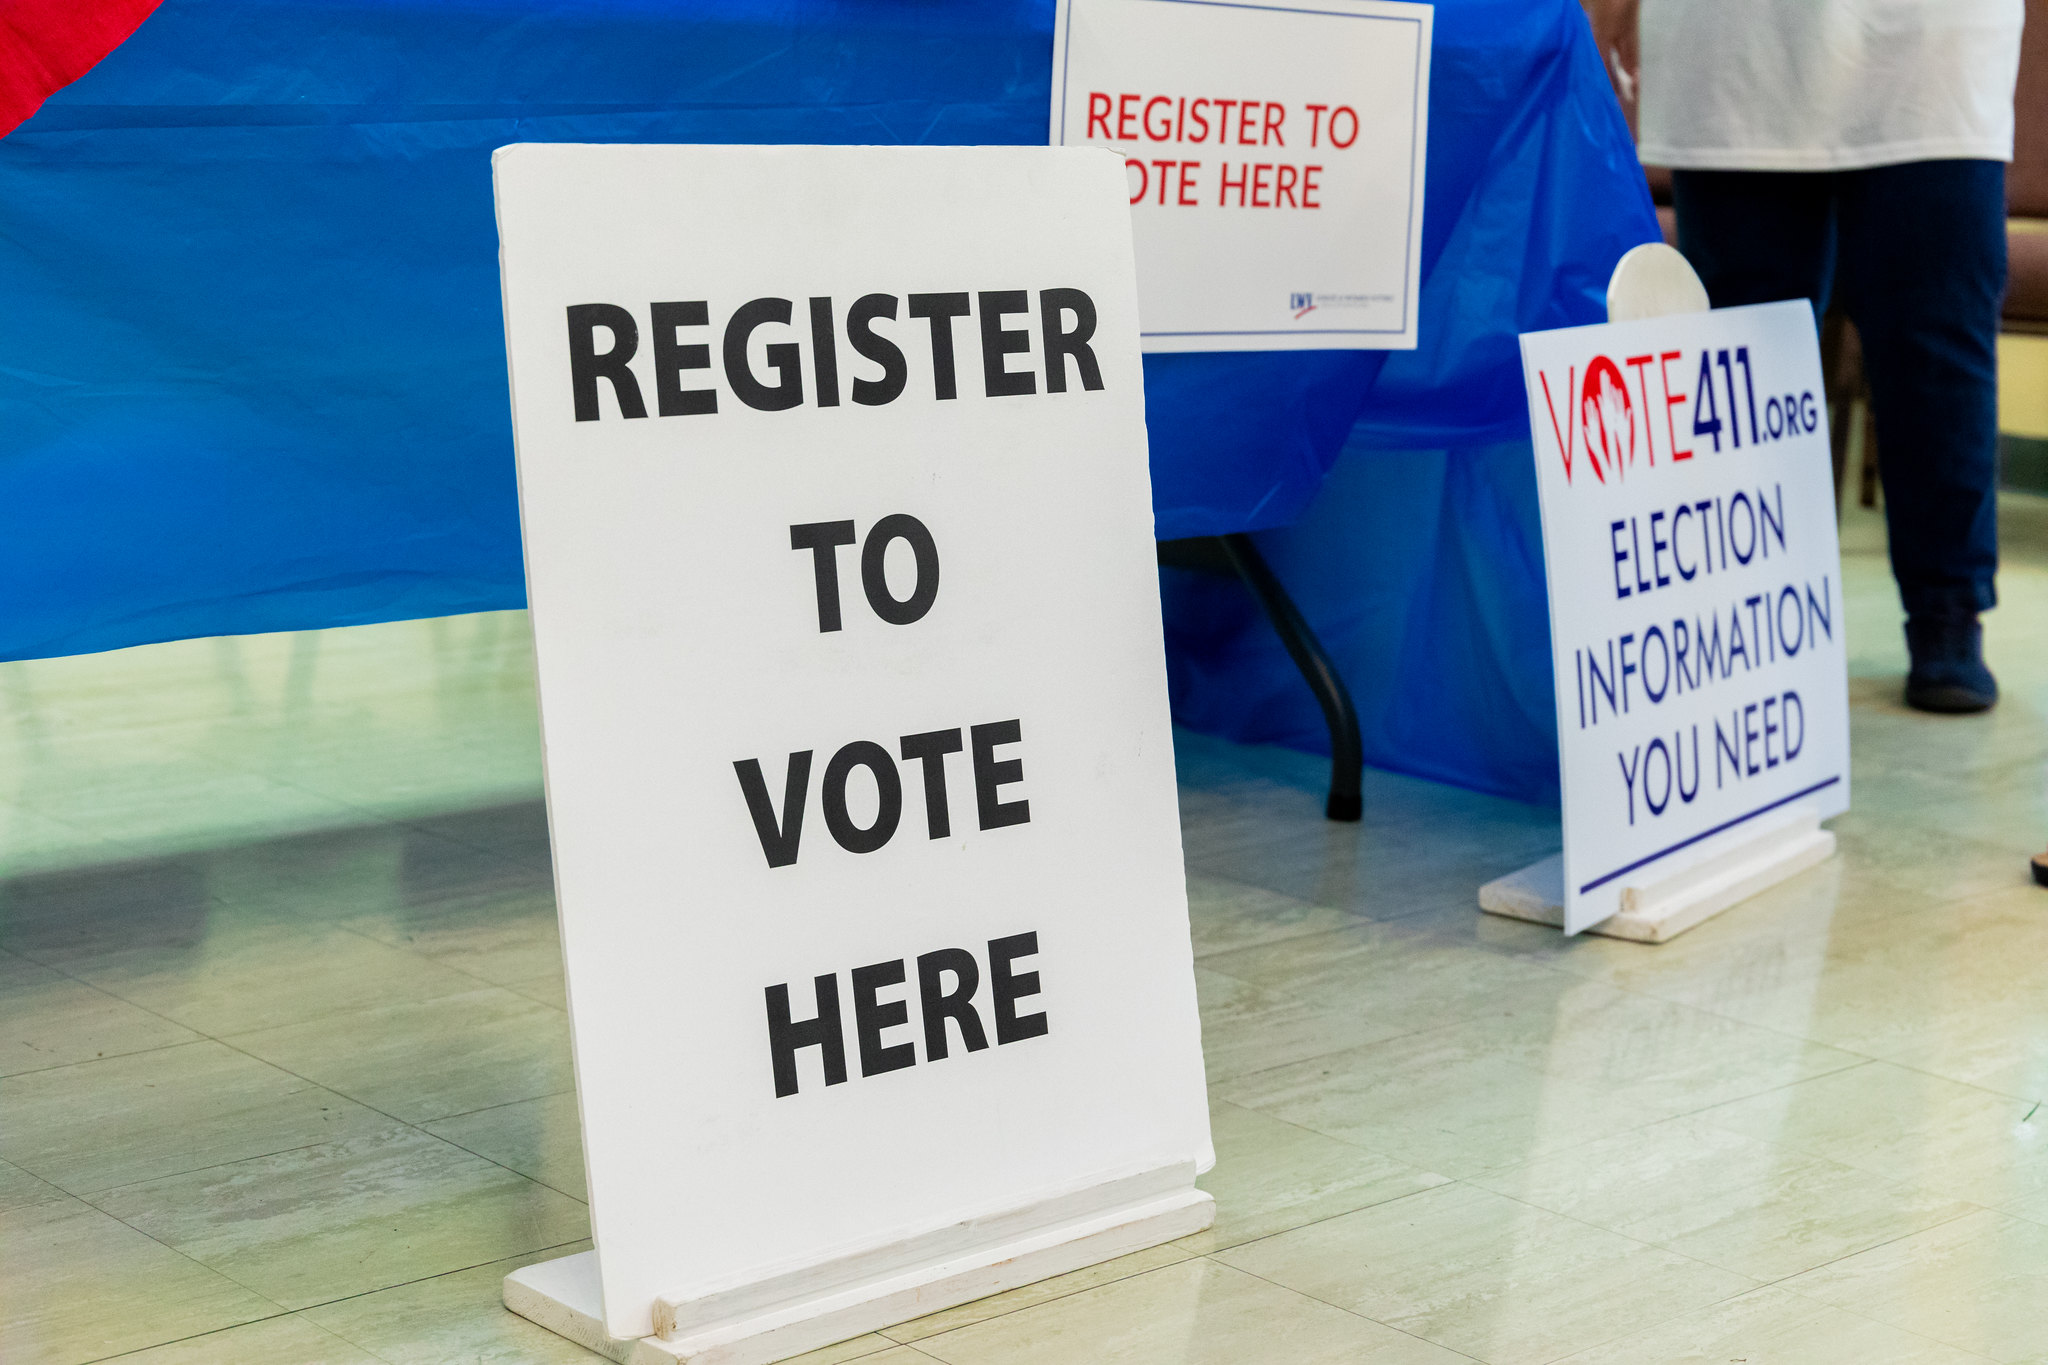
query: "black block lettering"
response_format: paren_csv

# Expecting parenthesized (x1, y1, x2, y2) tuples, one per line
(649, 301, 716, 416)
(765, 974, 846, 1098)
(734, 751, 812, 868)
(917, 947, 989, 1061)
(978, 290, 1036, 397)
(565, 303, 648, 420)
(723, 297, 804, 411)
(988, 932, 1049, 1044)
(790, 520, 857, 632)
(898, 728, 964, 839)
(851, 958, 917, 1077)
(822, 741, 902, 854)
(860, 514, 940, 626)
(907, 292, 971, 400)
(1040, 288, 1103, 394)
(970, 720, 1031, 830)
(847, 294, 906, 406)
(809, 296, 840, 408)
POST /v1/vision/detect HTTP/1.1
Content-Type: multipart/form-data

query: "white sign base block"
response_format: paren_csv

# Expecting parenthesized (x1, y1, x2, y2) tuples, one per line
(504, 1169, 1213, 1365)
(1479, 807, 1835, 944)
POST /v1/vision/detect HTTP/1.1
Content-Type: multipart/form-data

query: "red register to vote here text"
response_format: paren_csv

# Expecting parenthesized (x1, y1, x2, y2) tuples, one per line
(1083, 92, 1363, 209)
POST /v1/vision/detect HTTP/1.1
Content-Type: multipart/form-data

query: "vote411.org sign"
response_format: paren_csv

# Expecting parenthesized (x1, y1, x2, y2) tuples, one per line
(493, 144, 1211, 1358)
(1519, 300, 1850, 934)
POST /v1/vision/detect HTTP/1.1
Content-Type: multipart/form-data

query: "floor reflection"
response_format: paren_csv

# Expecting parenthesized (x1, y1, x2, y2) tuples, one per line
(1, 497, 2046, 1363)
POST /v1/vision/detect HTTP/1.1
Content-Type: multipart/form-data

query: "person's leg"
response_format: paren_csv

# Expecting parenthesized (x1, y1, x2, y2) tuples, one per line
(1672, 169, 1837, 316)
(1835, 159, 2004, 711)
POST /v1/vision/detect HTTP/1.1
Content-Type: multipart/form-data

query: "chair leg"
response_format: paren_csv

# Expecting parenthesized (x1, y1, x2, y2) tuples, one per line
(1217, 534, 1364, 822)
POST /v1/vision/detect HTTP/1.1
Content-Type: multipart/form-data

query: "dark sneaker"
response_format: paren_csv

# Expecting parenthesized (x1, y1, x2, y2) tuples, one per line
(1904, 616, 1998, 714)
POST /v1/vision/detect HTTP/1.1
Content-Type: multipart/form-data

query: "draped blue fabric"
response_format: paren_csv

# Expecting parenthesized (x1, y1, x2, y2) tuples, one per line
(0, 0, 1653, 799)
(1164, 1, 1659, 804)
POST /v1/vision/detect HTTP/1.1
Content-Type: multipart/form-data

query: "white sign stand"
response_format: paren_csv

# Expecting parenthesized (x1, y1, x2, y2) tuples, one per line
(504, 1164, 1209, 1364)
(1049, 0, 1431, 351)
(491, 144, 1212, 1363)
(1483, 245, 1847, 941)
(1480, 805, 1835, 944)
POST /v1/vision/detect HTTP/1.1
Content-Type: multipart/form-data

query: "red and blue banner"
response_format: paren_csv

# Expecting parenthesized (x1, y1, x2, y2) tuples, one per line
(0, 0, 1653, 803)
(0, 0, 158, 137)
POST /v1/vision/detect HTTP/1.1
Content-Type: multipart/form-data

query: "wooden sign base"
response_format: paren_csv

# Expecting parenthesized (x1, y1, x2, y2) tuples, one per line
(505, 1165, 1213, 1365)
(1480, 806, 1834, 944)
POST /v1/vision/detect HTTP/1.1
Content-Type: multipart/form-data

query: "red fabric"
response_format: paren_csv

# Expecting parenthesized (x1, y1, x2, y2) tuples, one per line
(0, 0, 161, 138)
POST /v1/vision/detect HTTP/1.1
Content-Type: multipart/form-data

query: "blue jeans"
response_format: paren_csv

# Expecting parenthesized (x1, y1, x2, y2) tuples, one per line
(1672, 160, 2005, 619)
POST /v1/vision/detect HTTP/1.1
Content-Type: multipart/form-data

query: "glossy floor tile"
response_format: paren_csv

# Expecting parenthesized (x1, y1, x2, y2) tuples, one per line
(50, 919, 488, 1038)
(102, 1316, 383, 1365)
(1784, 1208, 2048, 1362)
(0, 947, 199, 1075)
(1178, 1099, 1449, 1254)
(419, 1088, 588, 1201)
(1698, 1059, 2048, 1209)
(299, 1244, 605, 1364)
(882, 1242, 1197, 1346)
(91, 1123, 590, 1310)
(0, 1196, 282, 1365)
(2, 496, 2046, 1362)
(0, 1156, 62, 1213)
(1547, 1284, 1987, 1364)
(1192, 963, 1417, 1081)
(225, 986, 573, 1124)
(774, 1333, 914, 1365)
(0, 1040, 394, 1195)
(1216, 1182, 1755, 1365)
(1472, 1115, 1978, 1281)
(908, 1257, 1472, 1364)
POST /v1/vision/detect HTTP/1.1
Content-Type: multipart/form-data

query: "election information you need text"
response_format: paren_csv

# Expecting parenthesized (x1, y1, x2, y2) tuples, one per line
(1531, 326, 1844, 849)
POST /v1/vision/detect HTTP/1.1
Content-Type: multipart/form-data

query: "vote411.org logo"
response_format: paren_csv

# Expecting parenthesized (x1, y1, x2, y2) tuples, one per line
(1536, 341, 1822, 487)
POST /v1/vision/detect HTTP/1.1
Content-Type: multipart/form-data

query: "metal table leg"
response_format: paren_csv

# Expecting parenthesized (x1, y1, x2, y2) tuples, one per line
(1158, 534, 1364, 822)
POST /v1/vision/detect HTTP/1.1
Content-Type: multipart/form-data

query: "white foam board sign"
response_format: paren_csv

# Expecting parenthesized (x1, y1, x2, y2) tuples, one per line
(1518, 300, 1850, 934)
(1050, 0, 1431, 351)
(492, 143, 1211, 1345)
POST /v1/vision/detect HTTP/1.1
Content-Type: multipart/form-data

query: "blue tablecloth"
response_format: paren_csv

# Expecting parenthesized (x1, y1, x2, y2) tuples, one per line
(1165, 1, 1659, 805)
(0, 0, 1654, 802)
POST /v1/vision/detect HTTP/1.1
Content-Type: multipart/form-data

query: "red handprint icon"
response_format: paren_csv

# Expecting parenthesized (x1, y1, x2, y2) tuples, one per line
(1579, 355, 1634, 484)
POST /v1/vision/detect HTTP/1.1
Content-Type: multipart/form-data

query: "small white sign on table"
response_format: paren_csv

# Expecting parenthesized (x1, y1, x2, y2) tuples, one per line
(1050, 0, 1431, 351)
(492, 143, 1212, 1363)
(1506, 299, 1850, 937)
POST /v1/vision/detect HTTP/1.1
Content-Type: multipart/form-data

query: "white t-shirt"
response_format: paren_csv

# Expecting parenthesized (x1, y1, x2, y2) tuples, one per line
(1637, 0, 2023, 171)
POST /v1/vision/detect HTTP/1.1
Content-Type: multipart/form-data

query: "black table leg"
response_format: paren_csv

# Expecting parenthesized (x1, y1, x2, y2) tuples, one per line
(1158, 534, 1364, 822)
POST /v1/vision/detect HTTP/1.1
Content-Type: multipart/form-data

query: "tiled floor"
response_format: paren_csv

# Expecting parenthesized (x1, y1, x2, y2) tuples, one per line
(3, 494, 2046, 1364)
